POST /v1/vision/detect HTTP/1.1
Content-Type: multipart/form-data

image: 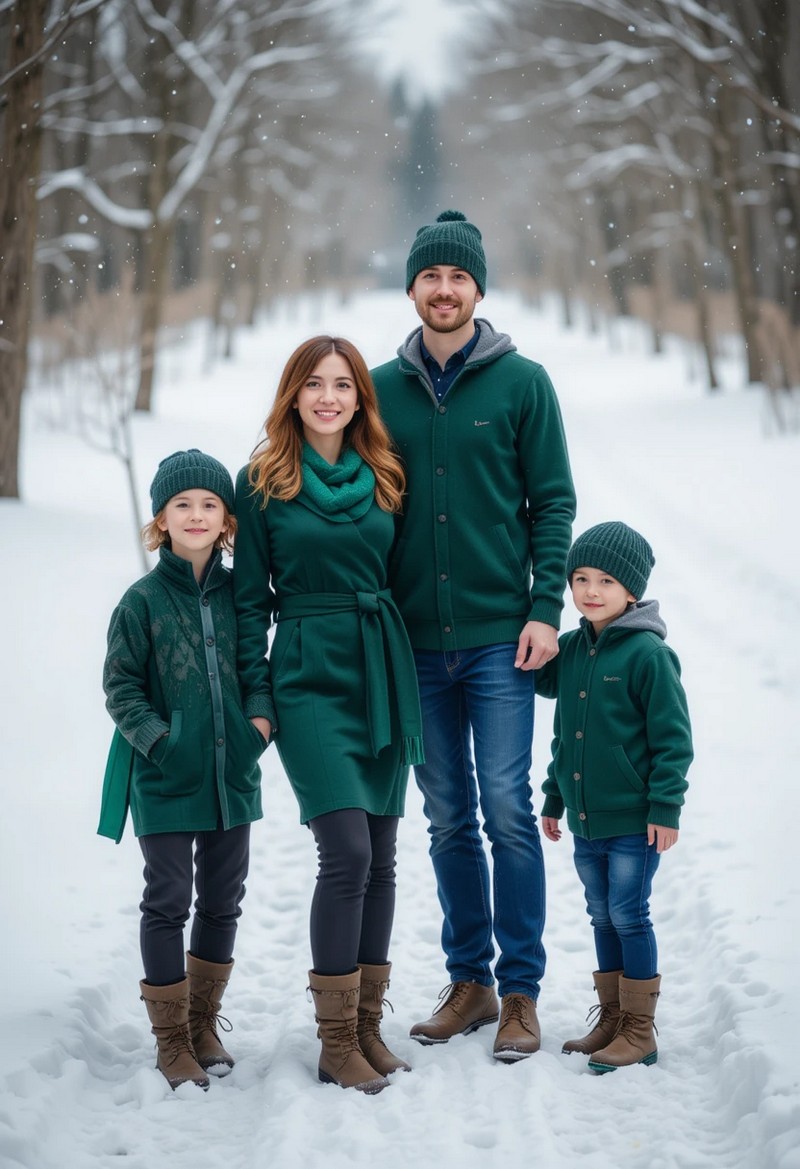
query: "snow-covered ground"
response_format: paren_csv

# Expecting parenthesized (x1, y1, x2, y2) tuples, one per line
(1, 290, 797, 1169)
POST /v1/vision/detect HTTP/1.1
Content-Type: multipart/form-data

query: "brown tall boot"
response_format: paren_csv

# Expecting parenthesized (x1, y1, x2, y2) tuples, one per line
(140, 978, 210, 1090)
(187, 953, 235, 1074)
(308, 969, 390, 1094)
(588, 974, 661, 1073)
(562, 970, 622, 1055)
(357, 963, 411, 1075)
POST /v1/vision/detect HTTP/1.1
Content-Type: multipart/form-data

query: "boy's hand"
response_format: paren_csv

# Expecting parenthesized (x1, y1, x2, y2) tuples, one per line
(648, 823, 679, 852)
(251, 716, 272, 745)
(542, 817, 562, 842)
(515, 621, 558, 670)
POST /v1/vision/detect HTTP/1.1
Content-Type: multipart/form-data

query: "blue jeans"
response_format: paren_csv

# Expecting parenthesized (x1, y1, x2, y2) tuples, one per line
(572, 833, 661, 980)
(413, 644, 545, 1000)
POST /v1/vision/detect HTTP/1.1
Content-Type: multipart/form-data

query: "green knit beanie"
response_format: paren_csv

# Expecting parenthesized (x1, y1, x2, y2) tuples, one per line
(150, 449, 235, 516)
(566, 521, 655, 600)
(406, 210, 487, 294)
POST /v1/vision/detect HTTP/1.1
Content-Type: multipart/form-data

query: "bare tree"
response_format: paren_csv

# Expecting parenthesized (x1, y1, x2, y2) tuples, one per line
(0, 0, 110, 498)
(444, 0, 800, 392)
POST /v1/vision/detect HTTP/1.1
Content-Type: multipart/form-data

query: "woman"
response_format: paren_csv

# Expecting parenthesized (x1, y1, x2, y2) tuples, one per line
(233, 336, 423, 1094)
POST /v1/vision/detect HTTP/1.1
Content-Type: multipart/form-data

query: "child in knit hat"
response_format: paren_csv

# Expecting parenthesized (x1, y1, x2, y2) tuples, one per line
(99, 450, 267, 1090)
(536, 521, 693, 1073)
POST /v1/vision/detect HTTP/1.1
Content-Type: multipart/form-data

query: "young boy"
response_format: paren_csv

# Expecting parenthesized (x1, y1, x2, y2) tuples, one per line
(99, 449, 267, 1090)
(537, 521, 692, 1072)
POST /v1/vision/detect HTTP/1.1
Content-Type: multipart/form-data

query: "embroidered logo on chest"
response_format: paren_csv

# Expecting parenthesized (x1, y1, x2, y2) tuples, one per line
(474, 420, 490, 427)
(603, 675, 622, 682)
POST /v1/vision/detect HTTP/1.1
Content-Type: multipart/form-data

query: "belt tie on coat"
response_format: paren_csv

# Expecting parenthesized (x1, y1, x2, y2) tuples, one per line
(276, 590, 424, 766)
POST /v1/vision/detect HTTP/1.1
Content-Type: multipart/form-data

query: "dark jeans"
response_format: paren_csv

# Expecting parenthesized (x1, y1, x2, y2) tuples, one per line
(572, 833, 661, 980)
(308, 808, 399, 975)
(138, 823, 250, 985)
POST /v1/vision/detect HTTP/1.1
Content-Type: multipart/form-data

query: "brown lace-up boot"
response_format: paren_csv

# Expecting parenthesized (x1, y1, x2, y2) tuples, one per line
(562, 970, 622, 1055)
(140, 978, 209, 1090)
(409, 981, 499, 1044)
(308, 969, 389, 1093)
(588, 974, 661, 1073)
(357, 962, 411, 1075)
(187, 953, 235, 1074)
(493, 993, 541, 1061)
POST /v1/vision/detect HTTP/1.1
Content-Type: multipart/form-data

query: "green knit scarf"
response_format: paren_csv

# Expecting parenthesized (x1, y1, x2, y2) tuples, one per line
(298, 442, 375, 522)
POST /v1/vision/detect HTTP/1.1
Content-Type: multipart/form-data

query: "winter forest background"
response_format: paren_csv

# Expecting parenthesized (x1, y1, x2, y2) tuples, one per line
(1, 3, 799, 1168)
(1, 0, 800, 506)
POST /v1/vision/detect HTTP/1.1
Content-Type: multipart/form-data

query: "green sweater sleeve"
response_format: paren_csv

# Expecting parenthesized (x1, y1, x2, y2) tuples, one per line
(103, 600, 169, 757)
(540, 696, 566, 821)
(518, 366, 576, 629)
(232, 468, 278, 728)
(636, 645, 693, 828)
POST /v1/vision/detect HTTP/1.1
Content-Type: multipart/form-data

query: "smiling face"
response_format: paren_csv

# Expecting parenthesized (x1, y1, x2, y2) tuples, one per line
(570, 566, 636, 634)
(157, 489, 228, 572)
(293, 350, 360, 462)
(408, 264, 482, 335)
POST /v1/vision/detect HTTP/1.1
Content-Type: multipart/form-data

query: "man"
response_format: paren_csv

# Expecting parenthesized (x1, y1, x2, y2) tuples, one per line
(371, 210, 576, 1061)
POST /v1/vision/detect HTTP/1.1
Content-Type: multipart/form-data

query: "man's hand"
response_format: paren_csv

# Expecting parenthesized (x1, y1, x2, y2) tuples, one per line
(515, 621, 559, 670)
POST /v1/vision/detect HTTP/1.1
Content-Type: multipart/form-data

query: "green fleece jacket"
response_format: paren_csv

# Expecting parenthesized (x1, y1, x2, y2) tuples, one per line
(100, 547, 265, 838)
(371, 319, 576, 650)
(537, 601, 693, 840)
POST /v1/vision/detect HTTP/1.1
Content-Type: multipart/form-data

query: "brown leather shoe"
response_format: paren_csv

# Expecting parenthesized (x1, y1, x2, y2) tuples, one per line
(492, 993, 540, 1062)
(410, 982, 499, 1045)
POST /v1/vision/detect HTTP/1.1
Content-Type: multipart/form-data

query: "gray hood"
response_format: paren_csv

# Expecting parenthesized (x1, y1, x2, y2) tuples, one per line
(582, 599, 667, 642)
(397, 318, 516, 378)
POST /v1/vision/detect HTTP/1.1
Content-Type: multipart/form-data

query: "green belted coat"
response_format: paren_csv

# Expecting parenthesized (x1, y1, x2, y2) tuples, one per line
(233, 466, 422, 824)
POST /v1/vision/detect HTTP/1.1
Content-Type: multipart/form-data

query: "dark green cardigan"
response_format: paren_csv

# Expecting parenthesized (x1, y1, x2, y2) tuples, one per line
(371, 319, 576, 651)
(538, 601, 693, 839)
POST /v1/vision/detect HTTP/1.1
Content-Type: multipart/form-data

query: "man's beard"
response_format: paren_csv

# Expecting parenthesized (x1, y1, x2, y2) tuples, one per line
(418, 296, 477, 333)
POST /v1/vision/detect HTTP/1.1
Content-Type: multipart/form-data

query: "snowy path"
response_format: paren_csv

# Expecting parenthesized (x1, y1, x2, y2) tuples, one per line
(1, 292, 797, 1169)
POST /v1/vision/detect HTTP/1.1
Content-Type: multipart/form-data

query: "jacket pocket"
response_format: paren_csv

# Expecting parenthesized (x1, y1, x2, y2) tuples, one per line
(224, 707, 266, 793)
(269, 618, 301, 684)
(611, 745, 646, 793)
(492, 523, 526, 588)
(156, 711, 205, 797)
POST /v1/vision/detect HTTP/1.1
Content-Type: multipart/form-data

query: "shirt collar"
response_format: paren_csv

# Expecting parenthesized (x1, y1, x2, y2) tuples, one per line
(420, 322, 481, 373)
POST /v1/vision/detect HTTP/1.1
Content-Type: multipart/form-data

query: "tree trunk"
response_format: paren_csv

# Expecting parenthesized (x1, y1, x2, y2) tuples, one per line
(708, 102, 763, 384)
(135, 217, 172, 412)
(0, 1, 47, 497)
(134, 111, 172, 413)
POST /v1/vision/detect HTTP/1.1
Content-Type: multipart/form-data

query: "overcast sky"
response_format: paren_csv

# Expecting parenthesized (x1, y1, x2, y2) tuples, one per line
(359, 0, 469, 100)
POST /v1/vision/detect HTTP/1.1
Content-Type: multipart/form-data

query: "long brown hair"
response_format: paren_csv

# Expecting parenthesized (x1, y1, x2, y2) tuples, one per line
(248, 336, 405, 512)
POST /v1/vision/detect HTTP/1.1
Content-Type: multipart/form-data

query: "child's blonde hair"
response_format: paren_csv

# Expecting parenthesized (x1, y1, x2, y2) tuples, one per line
(141, 508, 238, 555)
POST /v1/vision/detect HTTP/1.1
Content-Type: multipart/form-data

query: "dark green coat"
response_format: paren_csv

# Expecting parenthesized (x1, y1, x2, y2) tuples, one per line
(371, 320, 576, 650)
(100, 547, 265, 839)
(538, 601, 693, 840)
(233, 468, 412, 824)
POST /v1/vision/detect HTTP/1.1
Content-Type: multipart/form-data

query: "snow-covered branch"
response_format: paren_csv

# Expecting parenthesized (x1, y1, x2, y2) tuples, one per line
(37, 169, 153, 229)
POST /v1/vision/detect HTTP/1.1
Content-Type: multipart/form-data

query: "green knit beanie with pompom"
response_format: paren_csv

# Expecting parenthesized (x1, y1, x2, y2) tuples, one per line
(405, 210, 487, 294)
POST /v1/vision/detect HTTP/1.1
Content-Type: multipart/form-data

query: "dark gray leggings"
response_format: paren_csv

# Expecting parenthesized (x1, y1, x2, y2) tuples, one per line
(308, 809, 399, 976)
(138, 823, 250, 986)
